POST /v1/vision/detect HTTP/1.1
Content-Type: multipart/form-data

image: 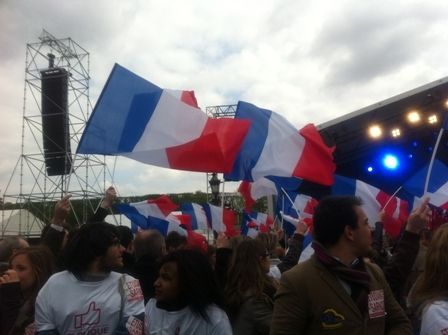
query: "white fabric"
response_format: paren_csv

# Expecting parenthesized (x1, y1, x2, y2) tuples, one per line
(36, 271, 145, 334)
(420, 300, 448, 335)
(144, 298, 232, 335)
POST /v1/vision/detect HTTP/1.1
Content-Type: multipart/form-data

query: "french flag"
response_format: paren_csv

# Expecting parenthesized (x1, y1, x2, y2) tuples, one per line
(115, 196, 187, 236)
(332, 175, 409, 238)
(202, 204, 237, 236)
(77, 64, 250, 173)
(224, 101, 335, 185)
(241, 211, 273, 237)
(403, 159, 448, 209)
(278, 192, 318, 235)
(238, 176, 303, 211)
(180, 203, 209, 231)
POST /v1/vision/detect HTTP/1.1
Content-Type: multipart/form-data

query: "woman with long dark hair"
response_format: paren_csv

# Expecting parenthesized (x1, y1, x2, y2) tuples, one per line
(0, 245, 55, 335)
(144, 249, 232, 334)
(409, 224, 448, 334)
(225, 239, 276, 335)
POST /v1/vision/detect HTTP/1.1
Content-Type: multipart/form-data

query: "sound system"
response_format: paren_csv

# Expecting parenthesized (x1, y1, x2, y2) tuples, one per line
(40, 66, 72, 176)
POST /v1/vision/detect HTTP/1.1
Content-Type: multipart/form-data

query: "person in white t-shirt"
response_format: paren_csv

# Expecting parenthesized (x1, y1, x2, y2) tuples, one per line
(35, 222, 145, 335)
(145, 249, 232, 335)
(409, 223, 448, 334)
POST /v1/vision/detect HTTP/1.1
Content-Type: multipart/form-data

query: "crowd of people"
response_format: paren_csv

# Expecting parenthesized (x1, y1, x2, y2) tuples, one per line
(0, 186, 446, 334)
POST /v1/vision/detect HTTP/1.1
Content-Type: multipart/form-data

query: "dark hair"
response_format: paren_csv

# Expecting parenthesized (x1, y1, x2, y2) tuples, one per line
(160, 249, 224, 321)
(0, 236, 27, 262)
(134, 229, 165, 260)
(165, 231, 187, 251)
(225, 239, 273, 317)
(313, 196, 363, 247)
(116, 225, 134, 249)
(64, 222, 119, 276)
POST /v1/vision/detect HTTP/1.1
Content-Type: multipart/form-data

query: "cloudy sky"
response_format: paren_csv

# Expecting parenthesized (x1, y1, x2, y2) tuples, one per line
(1, 0, 448, 198)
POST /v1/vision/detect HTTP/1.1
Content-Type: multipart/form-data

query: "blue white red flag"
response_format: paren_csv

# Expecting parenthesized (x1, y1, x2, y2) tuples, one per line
(202, 203, 237, 236)
(225, 101, 335, 185)
(403, 159, 448, 209)
(278, 192, 318, 235)
(77, 64, 250, 173)
(332, 175, 409, 238)
(115, 196, 187, 236)
(241, 211, 273, 237)
(180, 203, 209, 231)
(238, 176, 303, 211)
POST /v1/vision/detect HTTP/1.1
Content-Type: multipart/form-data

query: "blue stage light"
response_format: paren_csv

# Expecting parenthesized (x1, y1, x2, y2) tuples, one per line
(367, 166, 373, 172)
(382, 154, 399, 170)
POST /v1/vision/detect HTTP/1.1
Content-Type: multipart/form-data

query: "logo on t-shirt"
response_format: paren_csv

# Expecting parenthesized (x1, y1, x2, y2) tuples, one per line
(74, 302, 101, 328)
(125, 279, 144, 302)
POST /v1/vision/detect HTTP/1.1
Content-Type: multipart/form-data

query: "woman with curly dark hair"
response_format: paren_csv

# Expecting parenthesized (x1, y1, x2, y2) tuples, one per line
(144, 248, 232, 334)
(225, 238, 276, 335)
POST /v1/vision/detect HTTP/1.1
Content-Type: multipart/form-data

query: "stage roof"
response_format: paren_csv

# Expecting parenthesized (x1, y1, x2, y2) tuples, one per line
(318, 77, 448, 194)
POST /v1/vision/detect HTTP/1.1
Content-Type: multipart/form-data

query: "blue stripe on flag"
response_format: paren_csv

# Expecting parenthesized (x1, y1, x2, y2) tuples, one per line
(332, 175, 357, 196)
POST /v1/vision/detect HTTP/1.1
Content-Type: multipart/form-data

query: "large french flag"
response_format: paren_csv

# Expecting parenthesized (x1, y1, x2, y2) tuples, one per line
(77, 64, 250, 173)
(180, 203, 209, 231)
(403, 159, 448, 209)
(332, 175, 409, 238)
(224, 101, 335, 185)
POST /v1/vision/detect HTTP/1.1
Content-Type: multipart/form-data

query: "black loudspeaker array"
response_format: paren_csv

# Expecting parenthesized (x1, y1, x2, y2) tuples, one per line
(40, 67, 72, 176)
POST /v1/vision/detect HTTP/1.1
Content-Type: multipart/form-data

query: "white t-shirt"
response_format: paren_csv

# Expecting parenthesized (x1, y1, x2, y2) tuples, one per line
(144, 298, 232, 335)
(36, 271, 145, 335)
(420, 300, 448, 335)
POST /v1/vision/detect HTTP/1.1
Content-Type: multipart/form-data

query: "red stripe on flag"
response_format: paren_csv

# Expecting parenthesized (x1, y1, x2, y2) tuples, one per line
(180, 90, 199, 108)
(293, 124, 335, 186)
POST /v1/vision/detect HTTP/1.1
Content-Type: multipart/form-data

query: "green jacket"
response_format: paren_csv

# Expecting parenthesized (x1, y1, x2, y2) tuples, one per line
(270, 256, 412, 335)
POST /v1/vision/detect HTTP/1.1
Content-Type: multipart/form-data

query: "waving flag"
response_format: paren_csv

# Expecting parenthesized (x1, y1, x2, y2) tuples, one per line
(180, 203, 209, 230)
(238, 176, 303, 211)
(202, 204, 237, 236)
(224, 101, 335, 185)
(403, 159, 448, 209)
(332, 175, 409, 238)
(278, 192, 318, 235)
(77, 64, 250, 173)
(115, 195, 187, 236)
(241, 211, 273, 237)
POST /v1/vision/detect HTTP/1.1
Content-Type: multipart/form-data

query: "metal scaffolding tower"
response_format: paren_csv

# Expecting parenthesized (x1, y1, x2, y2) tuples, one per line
(1, 30, 111, 237)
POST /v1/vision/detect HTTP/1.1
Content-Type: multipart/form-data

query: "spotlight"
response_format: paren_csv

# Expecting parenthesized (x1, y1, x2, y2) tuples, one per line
(407, 111, 421, 123)
(368, 125, 382, 139)
(391, 128, 401, 138)
(382, 154, 399, 170)
(367, 166, 373, 172)
(428, 114, 438, 124)
(445, 99, 448, 108)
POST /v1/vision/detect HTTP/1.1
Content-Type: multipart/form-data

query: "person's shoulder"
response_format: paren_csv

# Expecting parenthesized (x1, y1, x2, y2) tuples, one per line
(283, 256, 317, 277)
(423, 300, 448, 318)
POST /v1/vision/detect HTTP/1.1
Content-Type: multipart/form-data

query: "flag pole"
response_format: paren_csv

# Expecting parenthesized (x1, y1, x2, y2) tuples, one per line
(423, 126, 445, 194)
(382, 186, 402, 211)
(281, 187, 301, 217)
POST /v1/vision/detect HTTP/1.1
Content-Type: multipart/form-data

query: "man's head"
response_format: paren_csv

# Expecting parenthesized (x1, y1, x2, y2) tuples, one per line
(0, 236, 29, 262)
(313, 196, 372, 256)
(116, 225, 134, 253)
(133, 229, 166, 260)
(165, 231, 187, 253)
(64, 222, 124, 276)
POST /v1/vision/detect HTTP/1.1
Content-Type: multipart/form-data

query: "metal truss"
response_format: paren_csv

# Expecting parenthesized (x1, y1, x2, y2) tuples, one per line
(1, 30, 112, 237)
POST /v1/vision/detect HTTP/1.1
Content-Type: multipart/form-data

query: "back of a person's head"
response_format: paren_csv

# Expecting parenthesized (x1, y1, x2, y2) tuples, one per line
(410, 224, 448, 309)
(256, 232, 278, 255)
(0, 236, 29, 262)
(133, 229, 165, 260)
(64, 222, 118, 276)
(161, 249, 223, 320)
(225, 238, 270, 312)
(11, 245, 55, 297)
(165, 231, 187, 252)
(116, 225, 134, 249)
(313, 195, 362, 247)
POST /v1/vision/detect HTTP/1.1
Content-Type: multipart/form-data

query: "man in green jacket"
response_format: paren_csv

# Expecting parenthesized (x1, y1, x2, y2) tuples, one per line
(271, 195, 430, 335)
